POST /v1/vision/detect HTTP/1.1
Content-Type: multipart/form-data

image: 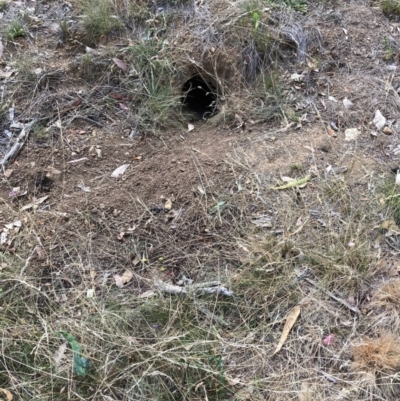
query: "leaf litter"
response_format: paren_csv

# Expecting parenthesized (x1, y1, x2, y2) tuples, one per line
(111, 164, 130, 178)
(0, 388, 13, 401)
(113, 269, 133, 288)
(273, 305, 301, 355)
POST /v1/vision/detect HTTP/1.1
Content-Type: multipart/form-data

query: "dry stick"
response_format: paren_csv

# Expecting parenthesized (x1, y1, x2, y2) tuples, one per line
(0, 120, 36, 169)
(312, 102, 330, 136)
(304, 277, 362, 316)
(71, 115, 103, 128)
(57, 103, 74, 153)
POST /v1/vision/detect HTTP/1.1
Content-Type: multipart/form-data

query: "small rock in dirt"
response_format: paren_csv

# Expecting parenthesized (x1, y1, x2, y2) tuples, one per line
(383, 126, 393, 135)
(344, 128, 360, 141)
(373, 110, 386, 131)
(343, 98, 354, 110)
(330, 121, 339, 131)
(396, 170, 400, 186)
(164, 198, 172, 210)
(322, 334, 335, 346)
(4, 169, 13, 178)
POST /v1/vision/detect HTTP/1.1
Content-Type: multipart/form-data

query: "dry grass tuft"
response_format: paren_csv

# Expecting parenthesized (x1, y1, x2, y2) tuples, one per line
(372, 280, 400, 309)
(352, 334, 400, 373)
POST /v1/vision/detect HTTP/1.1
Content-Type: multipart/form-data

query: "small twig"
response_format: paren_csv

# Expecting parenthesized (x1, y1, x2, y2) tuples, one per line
(0, 120, 36, 169)
(155, 281, 233, 296)
(71, 115, 103, 128)
(304, 277, 362, 316)
(312, 102, 330, 136)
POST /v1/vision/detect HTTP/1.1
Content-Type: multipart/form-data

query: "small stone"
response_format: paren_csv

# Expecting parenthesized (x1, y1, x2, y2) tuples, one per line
(383, 126, 393, 135)
(4, 169, 13, 178)
(344, 128, 360, 141)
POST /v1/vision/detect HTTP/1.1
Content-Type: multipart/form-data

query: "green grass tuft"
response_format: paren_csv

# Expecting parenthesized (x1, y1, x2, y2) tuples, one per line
(381, 0, 400, 16)
(6, 20, 25, 41)
(79, 0, 123, 42)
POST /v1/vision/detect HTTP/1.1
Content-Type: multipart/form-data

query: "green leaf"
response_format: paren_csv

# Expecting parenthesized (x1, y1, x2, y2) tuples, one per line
(252, 11, 260, 30)
(209, 201, 227, 214)
(271, 174, 311, 190)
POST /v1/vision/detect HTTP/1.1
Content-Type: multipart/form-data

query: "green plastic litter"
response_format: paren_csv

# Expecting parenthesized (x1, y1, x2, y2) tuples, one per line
(59, 331, 90, 377)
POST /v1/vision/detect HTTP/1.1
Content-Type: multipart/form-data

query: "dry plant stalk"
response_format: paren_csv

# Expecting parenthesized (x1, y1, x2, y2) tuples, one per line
(352, 334, 400, 373)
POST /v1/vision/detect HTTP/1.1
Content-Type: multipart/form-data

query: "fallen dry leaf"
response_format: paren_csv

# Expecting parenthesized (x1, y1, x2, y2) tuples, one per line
(113, 57, 128, 71)
(273, 305, 301, 355)
(113, 275, 124, 288)
(53, 342, 67, 368)
(110, 93, 129, 101)
(327, 126, 337, 137)
(114, 269, 133, 288)
(122, 269, 133, 282)
(188, 124, 195, 132)
(20, 196, 49, 211)
(0, 70, 14, 79)
(381, 219, 400, 236)
(0, 388, 13, 401)
(111, 164, 130, 178)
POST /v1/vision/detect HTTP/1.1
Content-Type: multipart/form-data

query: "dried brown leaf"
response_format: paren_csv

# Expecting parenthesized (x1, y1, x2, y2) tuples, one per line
(273, 305, 301, 355)
(113, 274, 124, 288)
(0, 388, 13, 401)
(114, 269, 133, 288)
(121, 269, 133, 283)
(53, 342, 67, 367)
(113, 57, 127, 71)
(0, 70, 14, 79)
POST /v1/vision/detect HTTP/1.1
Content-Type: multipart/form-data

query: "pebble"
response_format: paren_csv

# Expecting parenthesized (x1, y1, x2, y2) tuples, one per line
(383, 126, 393, 135)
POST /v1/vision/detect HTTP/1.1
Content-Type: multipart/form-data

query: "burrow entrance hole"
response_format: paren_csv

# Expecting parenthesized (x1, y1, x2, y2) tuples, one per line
(181, 75, 218, 119)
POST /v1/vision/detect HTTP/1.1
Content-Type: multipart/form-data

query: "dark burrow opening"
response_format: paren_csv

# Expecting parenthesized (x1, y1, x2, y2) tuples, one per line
(181, 75, 218, 119)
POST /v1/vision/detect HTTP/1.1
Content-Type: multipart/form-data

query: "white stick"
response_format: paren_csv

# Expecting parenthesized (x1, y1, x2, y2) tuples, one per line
(1, 121, 36, 168)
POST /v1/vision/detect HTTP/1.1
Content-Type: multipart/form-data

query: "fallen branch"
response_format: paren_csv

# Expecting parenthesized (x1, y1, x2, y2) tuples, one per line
(0, 121, 36, 169)
(155, 281, 233, 297)
(71, 115, 103, 128)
